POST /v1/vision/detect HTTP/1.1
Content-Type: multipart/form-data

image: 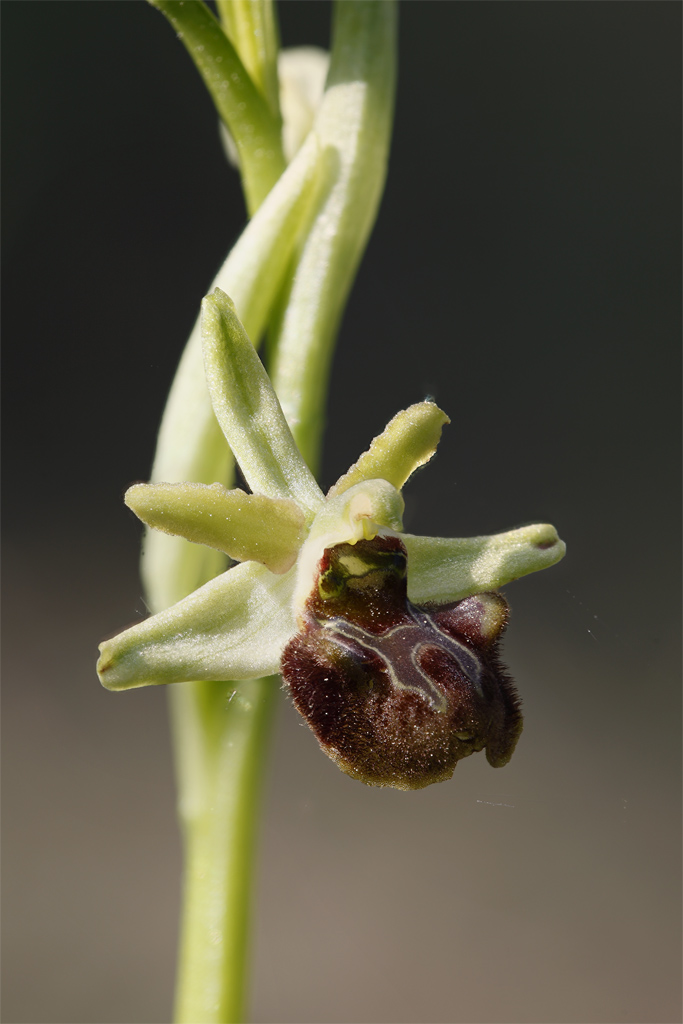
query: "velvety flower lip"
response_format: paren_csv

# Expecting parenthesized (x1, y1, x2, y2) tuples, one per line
(97, 288, 565, 787)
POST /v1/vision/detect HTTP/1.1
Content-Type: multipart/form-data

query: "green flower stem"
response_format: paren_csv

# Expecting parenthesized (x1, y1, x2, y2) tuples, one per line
(171, 677, 276, 1024)
(149, 0, 285, 214)
(151, 134, 321, 1024)
(141, 3, 397, 1021)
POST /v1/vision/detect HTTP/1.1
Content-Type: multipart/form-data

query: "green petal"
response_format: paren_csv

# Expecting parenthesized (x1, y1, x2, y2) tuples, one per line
(328, 402, 450, 498)
(98, 562, 296, 691)
(202, 289, 324, 519)
(126, 483, 306, 574)
(403, 524, 566, 605)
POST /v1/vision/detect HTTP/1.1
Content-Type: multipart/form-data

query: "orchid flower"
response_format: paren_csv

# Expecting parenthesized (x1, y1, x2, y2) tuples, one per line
(98, 289, 565, 790)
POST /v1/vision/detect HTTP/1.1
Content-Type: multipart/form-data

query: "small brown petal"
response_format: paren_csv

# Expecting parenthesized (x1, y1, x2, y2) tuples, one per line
(281, 535, 523, 789)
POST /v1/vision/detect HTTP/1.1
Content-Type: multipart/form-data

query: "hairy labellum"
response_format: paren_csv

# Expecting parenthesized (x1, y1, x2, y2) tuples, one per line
(281, 535, 523, 790)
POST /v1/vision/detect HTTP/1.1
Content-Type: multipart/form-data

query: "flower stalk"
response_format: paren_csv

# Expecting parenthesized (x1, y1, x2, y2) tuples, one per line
(132, 3, 398, 1020)
(100, 1, 564, 1019)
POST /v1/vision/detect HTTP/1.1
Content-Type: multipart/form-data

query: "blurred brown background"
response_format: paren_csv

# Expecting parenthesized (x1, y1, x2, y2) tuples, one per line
(3, 2, 680, 1022)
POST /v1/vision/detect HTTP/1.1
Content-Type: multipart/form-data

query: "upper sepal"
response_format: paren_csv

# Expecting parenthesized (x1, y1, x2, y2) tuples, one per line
(201, 288, 324, 518)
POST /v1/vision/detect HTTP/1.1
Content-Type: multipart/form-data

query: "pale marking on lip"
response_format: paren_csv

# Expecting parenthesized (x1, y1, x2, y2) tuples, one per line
(337, 554, 376, 576)
(418, 609, 484, 691)
(320, 603, 485, 712)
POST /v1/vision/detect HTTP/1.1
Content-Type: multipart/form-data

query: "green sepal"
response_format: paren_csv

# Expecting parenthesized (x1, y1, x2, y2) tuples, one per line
(97, 562, 297, 691)
(403, 524, 566, 605)
(145, 132, 322, 611)
(201, 289, 324, 519)
(328, 401, 450, 499)
(126, 483, 306, 574)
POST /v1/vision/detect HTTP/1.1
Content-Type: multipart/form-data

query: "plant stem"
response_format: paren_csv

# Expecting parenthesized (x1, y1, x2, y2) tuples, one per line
(142, 4, 397, 1021)
(172, 678, 276, 1024)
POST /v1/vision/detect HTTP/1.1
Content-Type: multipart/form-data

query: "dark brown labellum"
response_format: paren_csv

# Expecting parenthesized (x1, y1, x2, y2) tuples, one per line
(281, 535, 523, 790)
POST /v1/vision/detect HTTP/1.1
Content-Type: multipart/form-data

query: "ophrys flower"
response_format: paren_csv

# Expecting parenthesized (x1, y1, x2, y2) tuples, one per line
(98, 289, 565, 789)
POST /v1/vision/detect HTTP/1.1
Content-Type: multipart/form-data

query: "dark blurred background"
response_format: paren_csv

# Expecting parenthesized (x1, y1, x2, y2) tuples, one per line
(2, 2, 680, 1022)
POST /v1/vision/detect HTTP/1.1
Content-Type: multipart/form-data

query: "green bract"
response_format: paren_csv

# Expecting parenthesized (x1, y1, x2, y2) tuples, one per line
(98, 289, 565, 696)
